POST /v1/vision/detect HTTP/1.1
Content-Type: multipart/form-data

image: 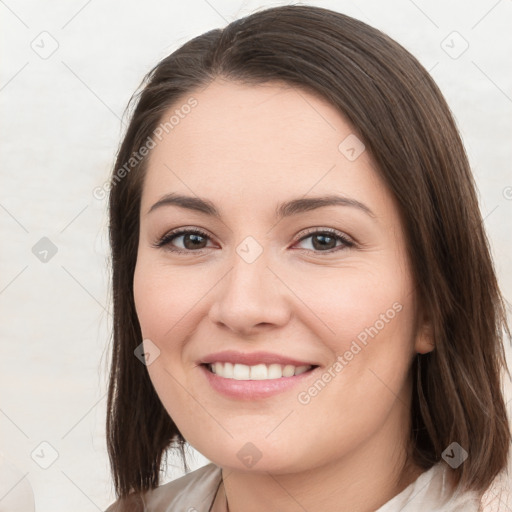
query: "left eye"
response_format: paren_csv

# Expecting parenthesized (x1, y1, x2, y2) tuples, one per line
(154, 228, 354, 254)
(295, 230, 354, 252)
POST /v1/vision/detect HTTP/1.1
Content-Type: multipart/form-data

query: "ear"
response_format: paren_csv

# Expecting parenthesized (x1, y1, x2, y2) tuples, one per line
(414, 312, 435, 355)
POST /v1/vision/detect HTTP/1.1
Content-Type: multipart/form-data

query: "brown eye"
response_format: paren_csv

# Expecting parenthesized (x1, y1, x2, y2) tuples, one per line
(155, 228, 213, 252)
(311, 233, 337, 250)
(294, 229, 354, 253)
(180, 232, 208, 250)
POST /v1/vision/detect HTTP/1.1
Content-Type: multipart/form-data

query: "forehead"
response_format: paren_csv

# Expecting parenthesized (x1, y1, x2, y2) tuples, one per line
(141, 78, 391, 220)
(149, 78, 353, 165)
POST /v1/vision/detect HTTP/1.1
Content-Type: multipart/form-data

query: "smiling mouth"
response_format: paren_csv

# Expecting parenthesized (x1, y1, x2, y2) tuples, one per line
(203, 362, 318, 380)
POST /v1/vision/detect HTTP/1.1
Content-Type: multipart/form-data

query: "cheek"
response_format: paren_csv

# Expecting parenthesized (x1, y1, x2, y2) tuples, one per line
(133, 260, 202, 341)
(289, 263, 417, 420)
(286, 263, 412, 352)
(289, 290, 415, 467)
(272, 262, 415, 419)
(133, 261, 205, 421)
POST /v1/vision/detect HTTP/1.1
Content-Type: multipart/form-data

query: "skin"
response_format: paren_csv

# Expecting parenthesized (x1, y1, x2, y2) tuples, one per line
(133, 77, 434, 512)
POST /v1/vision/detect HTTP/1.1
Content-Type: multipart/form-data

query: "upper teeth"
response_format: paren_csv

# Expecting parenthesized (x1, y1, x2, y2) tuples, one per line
(209, 362, 312, 380)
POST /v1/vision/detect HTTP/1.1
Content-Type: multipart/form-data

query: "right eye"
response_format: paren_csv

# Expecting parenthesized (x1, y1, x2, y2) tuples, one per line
(154, 228, 215, 254)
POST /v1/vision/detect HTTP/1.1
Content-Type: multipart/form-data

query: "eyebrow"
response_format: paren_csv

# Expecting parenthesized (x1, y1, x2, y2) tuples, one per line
(147, 193, 376, 220)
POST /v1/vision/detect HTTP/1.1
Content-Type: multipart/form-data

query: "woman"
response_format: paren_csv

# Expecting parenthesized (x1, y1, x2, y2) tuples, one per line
(104, 5, 511, 511)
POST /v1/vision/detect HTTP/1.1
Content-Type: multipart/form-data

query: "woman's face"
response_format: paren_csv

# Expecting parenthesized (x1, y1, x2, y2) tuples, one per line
(133, 78, 433, 474)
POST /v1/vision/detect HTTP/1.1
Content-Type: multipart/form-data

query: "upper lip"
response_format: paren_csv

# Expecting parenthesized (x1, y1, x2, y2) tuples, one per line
(199, 350, 319, 367)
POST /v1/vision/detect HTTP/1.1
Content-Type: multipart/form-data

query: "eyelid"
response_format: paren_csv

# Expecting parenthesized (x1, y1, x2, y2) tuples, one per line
(294, 227, 355, 245)
(152, 226, 213, 251)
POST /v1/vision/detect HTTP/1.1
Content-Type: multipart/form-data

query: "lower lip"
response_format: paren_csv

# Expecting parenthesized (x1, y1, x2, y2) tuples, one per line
(200, 364, 318, 400)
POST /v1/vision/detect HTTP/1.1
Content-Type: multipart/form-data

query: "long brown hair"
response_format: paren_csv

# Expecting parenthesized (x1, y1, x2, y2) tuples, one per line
(106, 4, 511, 501)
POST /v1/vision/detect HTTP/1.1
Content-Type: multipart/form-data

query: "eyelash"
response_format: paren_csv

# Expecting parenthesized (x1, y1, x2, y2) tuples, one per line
(153, 227, 355, 255)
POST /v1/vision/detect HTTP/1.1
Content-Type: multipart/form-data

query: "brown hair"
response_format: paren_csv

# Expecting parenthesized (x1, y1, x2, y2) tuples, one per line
(106, 4, 511, 501)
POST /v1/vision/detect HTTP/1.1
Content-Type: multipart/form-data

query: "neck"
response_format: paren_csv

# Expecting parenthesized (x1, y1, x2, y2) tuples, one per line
(215, 399, 423, 512)
(218, 456, 422, 512)
(219, 456, 422, 512)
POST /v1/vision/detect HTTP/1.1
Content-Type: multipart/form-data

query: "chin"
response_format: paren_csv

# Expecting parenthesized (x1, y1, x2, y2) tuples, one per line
(189, 438, 321, 475)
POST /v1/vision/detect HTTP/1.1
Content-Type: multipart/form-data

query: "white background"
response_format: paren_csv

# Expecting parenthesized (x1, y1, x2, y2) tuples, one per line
(1, 0, 511, 510)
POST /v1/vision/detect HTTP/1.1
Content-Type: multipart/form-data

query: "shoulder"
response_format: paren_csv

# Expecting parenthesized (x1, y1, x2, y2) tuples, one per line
(377, 462, 481, 512)
(479, 459, 512, 512)
(380, 460, 512, 512)
(104, 463, 222, 512)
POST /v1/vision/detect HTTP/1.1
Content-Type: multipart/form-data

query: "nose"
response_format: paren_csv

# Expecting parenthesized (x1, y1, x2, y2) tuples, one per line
(208, 249, 292, 336)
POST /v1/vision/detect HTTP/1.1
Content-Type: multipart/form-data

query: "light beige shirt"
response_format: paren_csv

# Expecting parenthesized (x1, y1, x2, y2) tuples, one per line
(105, 461, 511, 512)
